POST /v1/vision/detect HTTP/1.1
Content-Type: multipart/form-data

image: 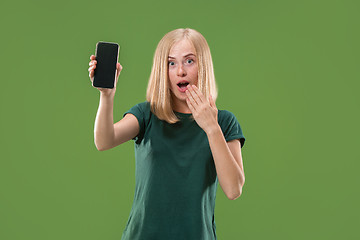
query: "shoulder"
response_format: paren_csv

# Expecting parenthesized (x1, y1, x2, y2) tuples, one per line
(125, 101, 150, 115)
(218, 109, 238, 124)
(217, 109, 246, 147)
(123, 101, 152, 124)
(123, 101, 152, 144)
(132, 101, 150, 111)
(217, 109, 239, 133)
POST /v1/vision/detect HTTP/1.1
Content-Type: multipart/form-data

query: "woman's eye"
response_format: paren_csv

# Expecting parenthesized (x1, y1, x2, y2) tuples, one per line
(187, 59, 194, 64)
(169, 61, 175, 66)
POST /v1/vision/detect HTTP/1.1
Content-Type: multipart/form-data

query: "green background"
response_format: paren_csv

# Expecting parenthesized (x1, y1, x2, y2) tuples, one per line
(1, 0, 359, 239)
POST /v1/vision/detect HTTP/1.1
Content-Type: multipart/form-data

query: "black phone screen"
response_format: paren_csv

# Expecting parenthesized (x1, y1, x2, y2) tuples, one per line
(93, 41, 119, 89)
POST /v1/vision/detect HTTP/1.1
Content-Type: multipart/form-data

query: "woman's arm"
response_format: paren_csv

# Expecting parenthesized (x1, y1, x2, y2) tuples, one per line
(185, 85, 245, 200)
(94, 93, 139, 151)
(90, 55, 139, 151)
(206, 128, 245, 200)
(94, 93, 116, 151)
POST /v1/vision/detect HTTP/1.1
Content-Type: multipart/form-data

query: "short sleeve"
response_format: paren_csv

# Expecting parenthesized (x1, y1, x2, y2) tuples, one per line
(123, 101, 150, 143)
(218, 110, 246, 148)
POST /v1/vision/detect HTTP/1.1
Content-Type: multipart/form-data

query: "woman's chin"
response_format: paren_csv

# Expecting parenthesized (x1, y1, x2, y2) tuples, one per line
(174, 95, 187, 102)
(170, 91, 186, 101)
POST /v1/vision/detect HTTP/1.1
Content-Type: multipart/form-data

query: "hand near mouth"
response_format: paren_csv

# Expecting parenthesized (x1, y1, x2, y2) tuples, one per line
(185, 85, 219, 134)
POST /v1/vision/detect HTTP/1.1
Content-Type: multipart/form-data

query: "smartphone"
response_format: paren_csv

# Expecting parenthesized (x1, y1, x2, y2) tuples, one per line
(93, 41, 120, 89)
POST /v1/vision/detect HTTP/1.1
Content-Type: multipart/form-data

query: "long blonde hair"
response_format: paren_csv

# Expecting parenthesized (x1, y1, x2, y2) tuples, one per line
(146, 28, 218, 124)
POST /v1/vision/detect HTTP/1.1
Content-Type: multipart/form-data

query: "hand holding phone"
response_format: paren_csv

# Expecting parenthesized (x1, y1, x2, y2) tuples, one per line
(88, 41, 122, 95)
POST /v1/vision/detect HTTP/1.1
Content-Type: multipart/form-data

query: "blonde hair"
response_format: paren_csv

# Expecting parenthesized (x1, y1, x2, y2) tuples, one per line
(146, 28, 218, 124)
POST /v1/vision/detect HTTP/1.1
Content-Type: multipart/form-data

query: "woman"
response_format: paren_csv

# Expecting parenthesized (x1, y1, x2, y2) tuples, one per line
(88, 28, 246, 240)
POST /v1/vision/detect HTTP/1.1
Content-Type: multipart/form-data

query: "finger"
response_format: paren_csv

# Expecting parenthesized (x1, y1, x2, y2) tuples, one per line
(88, 64, 96, 70)
(187, 85, 202, 105)
(88, 65, 96, 72)
(209, 95, 216, 108)
(88, 65, 95, 77)
(90, 55, 96, 60)
(89, 60, 97, 66)
(117, 63, 123, 72)
(209, 96, 212, 107)
(190, 85, 204, 104)
(186, 89, 198, 108)
(186, 96, 196, 114)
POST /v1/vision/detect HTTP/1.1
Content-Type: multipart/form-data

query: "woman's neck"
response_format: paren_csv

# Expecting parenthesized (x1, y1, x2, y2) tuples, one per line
(171, 98, 192, 114)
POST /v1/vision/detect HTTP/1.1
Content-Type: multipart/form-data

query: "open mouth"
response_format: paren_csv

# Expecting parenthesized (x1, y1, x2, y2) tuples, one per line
(177, 81, 189, 90)
(177, 82, 189, 88)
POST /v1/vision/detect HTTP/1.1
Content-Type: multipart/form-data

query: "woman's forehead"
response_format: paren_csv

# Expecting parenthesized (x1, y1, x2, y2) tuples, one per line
(169, 39, 196, 58)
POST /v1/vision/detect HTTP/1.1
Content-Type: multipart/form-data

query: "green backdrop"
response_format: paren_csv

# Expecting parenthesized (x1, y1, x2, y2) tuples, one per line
(1, 0, 359, 239)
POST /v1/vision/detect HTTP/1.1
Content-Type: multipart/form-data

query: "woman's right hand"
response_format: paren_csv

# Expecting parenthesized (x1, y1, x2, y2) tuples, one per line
(88, 54, 123, 96)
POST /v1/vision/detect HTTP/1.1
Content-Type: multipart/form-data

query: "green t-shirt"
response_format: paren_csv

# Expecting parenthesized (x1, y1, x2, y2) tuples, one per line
(121, 101, 245, 240)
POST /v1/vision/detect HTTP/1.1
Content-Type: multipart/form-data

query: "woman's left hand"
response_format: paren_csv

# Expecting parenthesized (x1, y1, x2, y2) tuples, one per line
(186, 85, 219, 134)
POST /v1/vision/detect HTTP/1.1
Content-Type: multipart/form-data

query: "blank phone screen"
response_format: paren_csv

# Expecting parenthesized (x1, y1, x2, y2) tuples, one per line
(93, 42, 119, 89)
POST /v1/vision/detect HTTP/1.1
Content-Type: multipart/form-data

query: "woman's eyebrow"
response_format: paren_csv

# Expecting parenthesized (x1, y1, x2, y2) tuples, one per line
(168, 53, 196, 59)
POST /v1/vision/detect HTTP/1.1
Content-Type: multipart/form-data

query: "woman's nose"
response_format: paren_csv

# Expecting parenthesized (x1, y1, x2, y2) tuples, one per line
(177, 64, 186, 77)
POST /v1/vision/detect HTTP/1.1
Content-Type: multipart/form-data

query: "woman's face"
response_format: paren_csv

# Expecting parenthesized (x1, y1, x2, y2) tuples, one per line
(168, 39, 198, 103)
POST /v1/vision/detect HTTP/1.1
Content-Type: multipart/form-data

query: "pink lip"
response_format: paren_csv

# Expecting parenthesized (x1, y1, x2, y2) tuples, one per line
(176, 80, 190, 93)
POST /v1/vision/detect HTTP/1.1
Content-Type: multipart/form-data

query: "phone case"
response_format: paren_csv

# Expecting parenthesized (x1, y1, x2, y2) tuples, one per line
(93, 41, 120, 89)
